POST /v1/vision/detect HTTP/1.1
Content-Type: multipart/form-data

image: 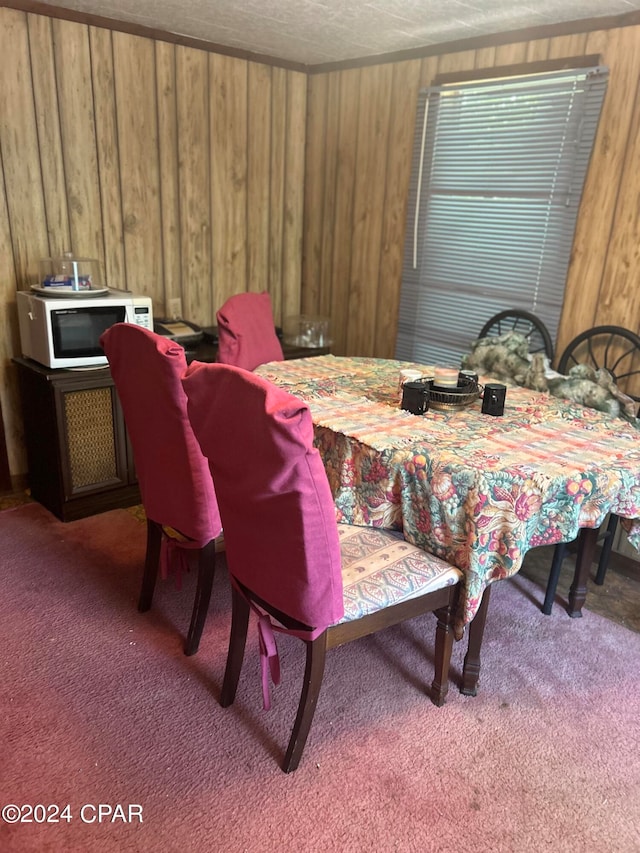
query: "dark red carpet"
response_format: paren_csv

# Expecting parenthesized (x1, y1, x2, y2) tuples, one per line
(1, 502, 639, 852)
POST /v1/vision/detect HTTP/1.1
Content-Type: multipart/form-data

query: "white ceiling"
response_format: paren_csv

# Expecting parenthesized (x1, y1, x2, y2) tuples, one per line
(30, 0, 640, 66)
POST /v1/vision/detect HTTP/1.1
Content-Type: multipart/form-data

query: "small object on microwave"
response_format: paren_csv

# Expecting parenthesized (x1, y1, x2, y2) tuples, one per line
(43, 274, 93, 290)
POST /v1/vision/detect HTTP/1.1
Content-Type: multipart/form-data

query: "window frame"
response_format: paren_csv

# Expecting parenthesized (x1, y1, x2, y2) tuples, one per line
(396, 57, 609, 367)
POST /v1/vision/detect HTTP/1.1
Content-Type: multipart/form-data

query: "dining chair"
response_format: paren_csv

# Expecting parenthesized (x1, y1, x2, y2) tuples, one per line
(100, 323, 223, 655)
(182, 361, 462, 773)
(478, 309, 554, 360)
(216, 291, 284, 371)
(542, 325, 640, 613)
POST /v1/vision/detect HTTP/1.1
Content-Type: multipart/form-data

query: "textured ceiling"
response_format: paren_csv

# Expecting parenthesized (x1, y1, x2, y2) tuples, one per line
(28, 0, 640, 65)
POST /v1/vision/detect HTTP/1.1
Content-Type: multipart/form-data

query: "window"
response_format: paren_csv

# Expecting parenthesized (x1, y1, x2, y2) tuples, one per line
(396, 66, 609, 366)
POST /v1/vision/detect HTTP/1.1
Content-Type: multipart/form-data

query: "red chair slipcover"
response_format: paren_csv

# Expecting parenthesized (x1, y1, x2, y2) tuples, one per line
(182, 361, 344, 630)
(216, 292, 284, 371)
(100, 324, 221, 543)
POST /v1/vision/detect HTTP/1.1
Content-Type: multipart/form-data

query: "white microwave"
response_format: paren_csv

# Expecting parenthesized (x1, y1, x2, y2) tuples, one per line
(17, 290, 153, 369)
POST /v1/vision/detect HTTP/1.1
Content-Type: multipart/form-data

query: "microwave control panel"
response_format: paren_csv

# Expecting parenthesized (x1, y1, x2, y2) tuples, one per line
(131, 299, 153, 331)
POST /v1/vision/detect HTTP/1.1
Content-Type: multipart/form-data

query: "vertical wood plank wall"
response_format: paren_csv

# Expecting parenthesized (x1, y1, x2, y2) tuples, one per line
(1, 8, 640, 479)
(0, 8, 306, 477)
(302, 24, 640, 362)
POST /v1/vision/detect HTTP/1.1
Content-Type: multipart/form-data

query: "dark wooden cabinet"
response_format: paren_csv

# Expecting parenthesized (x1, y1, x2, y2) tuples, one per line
(15, 358, 140, 521)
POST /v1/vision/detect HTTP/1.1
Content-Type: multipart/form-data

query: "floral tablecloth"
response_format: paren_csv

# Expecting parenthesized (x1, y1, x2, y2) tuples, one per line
(256, 355, 640, 632)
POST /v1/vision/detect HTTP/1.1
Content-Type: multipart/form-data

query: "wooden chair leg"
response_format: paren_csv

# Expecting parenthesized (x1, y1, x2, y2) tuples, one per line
(220, 586, 251, 707)
(430, 604, 454, 707)
(567, 527, 598, 617)
(184, 539, 217, 656)
(282, 633, 328, 774)
(461, 584, 492, 696)
(542, 541, 569, 615)
(594, 514, 618, 586)
(138, 519, 162, 612)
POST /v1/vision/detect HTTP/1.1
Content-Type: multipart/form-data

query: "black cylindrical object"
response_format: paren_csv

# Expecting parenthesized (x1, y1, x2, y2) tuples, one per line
(481, 383, 506, 416)
(401, 380, 430, 415)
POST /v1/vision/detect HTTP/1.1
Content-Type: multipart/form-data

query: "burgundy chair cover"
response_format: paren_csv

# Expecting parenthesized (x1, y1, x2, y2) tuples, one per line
(100, 324, 221, 544)
(182, 362, 344, 631)
(216, 292, 284, 371)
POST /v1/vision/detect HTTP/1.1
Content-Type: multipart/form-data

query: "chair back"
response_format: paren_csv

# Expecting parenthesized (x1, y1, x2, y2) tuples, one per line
(478, 309, 554, 359)
(216, 292, 284, 371)
(557, 325, 640, 404)
(100, 324, 221, 544)
(182, 362, 344, 630)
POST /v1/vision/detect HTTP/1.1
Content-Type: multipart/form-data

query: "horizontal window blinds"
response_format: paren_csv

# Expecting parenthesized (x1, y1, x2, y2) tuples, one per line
(396, 67, 609, 367)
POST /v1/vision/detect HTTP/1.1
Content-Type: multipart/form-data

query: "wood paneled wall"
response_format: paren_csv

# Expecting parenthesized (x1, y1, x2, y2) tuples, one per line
(2, 7, 640, 480)
(0, 7, 306, 476)
(302, 26, 640, 363)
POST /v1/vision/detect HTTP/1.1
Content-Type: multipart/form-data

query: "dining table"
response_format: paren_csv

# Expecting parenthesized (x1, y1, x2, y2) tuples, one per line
(255, 355, 640, 694)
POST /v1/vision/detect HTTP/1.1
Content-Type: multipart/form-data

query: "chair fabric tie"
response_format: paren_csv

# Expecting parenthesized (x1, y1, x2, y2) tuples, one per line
(251, 610, 326, 711)
(257, 614, 281, 711)
(160, 533, 195, 590)
(229, 577, 326, 712)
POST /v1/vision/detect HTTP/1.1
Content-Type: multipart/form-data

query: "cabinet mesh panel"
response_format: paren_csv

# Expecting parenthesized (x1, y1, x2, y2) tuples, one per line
(64, 388, 117, 488)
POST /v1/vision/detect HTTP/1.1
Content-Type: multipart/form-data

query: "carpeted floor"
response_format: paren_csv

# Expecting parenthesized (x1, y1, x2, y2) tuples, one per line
(1, 502, 639, 852)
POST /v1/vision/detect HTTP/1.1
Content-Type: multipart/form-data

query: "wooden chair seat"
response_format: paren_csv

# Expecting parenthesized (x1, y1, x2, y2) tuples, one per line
(337, 524, 460, 620)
